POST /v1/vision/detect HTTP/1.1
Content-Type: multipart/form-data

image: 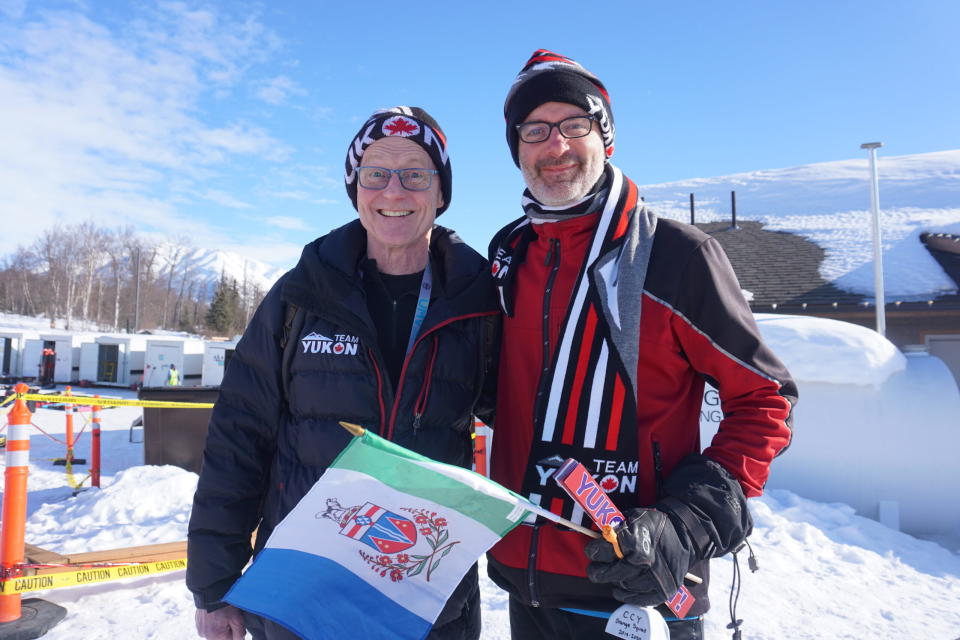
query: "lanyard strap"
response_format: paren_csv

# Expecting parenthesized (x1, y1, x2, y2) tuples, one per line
(406, 260, 433, 356)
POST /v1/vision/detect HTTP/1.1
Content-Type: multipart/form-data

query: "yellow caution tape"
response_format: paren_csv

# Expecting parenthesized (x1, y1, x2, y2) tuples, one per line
(0, 558, 187, 594)
(65, 462, 89, 490)
(19, 394, 214, 409)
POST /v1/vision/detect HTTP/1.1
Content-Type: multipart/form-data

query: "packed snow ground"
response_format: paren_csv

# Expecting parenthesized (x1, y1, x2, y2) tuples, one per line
(0, 384, 956, 639)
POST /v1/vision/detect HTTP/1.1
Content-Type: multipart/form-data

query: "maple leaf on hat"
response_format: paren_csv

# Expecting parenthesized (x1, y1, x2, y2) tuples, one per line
(384, 116, 419, 137)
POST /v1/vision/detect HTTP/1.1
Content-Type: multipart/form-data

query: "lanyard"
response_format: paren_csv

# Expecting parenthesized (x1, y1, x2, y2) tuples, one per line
(406, 260, 433, 356)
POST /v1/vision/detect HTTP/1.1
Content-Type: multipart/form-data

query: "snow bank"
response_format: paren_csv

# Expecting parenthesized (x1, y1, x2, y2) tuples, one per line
(754, 313, 905, 387)
(701, 490, 960, 639)
(25, 466, 197, 554)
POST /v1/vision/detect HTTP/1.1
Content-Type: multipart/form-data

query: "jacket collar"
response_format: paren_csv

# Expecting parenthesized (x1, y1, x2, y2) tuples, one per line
(281, 219, 497, 330)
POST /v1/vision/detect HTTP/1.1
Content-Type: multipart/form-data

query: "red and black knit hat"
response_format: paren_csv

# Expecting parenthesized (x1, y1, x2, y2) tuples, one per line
(344, 106, 452, 215)
(504, 49, 615, 167)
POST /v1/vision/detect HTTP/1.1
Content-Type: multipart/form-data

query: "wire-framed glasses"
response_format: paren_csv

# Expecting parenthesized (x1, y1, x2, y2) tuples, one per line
(357, 166, 438, 191)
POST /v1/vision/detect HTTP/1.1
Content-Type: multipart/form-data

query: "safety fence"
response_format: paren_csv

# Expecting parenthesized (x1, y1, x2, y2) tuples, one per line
(0, 383, 213, 632)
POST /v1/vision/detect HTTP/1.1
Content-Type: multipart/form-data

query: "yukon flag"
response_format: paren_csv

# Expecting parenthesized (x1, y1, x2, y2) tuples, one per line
(225, 424, 532, 640)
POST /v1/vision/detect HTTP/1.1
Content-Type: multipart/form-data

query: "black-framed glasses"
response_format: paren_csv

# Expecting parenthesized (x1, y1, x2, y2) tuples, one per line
(515, 115, 597, 143)
(357, 166, 438, 191)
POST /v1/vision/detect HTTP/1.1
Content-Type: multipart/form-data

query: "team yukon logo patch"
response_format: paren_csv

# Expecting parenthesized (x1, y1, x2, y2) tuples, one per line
(382, 115, 420, 138)
(301, 332, 360, 356)
(318, 498, 459, 583)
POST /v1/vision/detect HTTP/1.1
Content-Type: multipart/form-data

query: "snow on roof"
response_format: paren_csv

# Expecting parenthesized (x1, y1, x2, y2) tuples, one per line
(640, 150, 960, 301)
(754, 313, 905, 387)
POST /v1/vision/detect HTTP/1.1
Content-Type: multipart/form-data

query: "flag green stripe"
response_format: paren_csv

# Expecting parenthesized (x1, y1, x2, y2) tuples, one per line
(331, 432, 528, 535)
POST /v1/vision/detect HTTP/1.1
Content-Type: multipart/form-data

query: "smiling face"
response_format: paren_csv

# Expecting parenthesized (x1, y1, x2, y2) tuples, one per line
(518, 101, 606, 206)
(356, 136, 443, 271)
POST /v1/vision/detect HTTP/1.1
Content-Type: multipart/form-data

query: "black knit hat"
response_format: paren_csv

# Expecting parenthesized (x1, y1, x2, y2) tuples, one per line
(344, 106, 452, 215)
(504, 49, 615, 167)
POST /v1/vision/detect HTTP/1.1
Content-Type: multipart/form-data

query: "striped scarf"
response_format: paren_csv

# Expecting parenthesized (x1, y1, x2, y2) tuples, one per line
(493, 164, 659, 524)
(520, 169, 609, 224)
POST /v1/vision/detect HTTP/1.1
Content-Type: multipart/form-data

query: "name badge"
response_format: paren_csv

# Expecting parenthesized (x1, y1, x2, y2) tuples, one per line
(603, 604, 670, 640)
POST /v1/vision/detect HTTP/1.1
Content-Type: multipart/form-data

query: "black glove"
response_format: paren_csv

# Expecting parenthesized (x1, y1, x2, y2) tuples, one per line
(584, 508, 695, 606)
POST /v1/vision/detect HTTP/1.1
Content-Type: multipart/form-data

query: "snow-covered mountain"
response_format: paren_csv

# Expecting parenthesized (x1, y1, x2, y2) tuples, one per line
(152, 244, 287, 298)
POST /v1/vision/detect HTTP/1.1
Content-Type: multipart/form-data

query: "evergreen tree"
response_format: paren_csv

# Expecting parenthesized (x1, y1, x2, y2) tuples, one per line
(205, 273, 236, 335)
(229, 278, 245, 334)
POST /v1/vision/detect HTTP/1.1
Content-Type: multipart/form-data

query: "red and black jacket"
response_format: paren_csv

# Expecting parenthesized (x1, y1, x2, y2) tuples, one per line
(486, 211, 796, 615)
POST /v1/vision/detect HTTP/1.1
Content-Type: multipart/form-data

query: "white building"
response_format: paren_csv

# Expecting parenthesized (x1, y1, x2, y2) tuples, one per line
(0, 328, 39, 378)
(79, 334, 149, 387)
(143, 337, 205, 387)
(21, 332, 92, 384)
(201, 339, 238, 386)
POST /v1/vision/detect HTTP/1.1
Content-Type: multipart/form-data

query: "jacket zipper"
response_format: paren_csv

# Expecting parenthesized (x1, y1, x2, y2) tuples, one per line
(653, 441, 664, 499)
(412, 335, 440, 436)
(385, 311, 498, 441)
(367, 347, 387, 435)
(527, 238, 559, 608)
(527, 522, 543, 607)
(390, 299, 398, 347)
(532, 238, 561, 428)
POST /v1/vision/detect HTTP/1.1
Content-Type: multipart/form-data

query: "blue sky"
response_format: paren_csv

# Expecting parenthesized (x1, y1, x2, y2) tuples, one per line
(1, 0, 957, 266)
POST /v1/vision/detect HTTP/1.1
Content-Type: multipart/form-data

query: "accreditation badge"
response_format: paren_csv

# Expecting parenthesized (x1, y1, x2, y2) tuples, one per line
(604, 604, 670, 640)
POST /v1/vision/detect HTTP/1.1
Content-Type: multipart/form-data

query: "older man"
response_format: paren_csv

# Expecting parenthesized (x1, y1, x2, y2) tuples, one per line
(486, 50, 797, 640)
(189, 106, 498, 640)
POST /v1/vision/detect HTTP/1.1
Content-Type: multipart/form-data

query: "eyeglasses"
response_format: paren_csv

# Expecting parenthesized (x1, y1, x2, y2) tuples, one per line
(357, 166, 438, 191)
(515, 115, 597, 144)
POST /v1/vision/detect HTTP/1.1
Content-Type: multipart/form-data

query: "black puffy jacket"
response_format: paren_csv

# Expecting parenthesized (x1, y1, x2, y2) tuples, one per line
(187, 220, 499, 610)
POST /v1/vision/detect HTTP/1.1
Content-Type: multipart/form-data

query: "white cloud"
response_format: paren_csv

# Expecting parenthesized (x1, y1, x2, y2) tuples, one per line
(202, 190, 252, 209)
(265, 216, 309, 231)
(269, 190, 311, 201)
(218, 240, 304, 268)
(0, 4, 290, 255)
(256, 75, 305, 106)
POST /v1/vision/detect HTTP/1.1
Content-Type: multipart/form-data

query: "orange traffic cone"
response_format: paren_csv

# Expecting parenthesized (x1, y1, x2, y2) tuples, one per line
(0, 383, 66, 637)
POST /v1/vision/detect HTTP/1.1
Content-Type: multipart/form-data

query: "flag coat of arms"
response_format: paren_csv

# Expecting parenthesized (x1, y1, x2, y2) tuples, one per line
(225, 428, 532, 640)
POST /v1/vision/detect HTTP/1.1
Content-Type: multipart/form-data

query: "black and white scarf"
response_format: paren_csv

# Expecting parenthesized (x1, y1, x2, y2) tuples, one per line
(491, 168, 609, 316)
(492, 164, 659, 523)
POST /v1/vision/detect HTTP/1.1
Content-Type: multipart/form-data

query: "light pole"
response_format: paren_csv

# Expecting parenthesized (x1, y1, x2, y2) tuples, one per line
(861, 141, 885, 336)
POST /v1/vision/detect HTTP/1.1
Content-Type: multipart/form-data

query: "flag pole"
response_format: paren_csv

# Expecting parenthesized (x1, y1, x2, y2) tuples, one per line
(339, 421, 366, 437)
(520, 501, 601, 537)
(335, 421, 706, 584)
(339, 421, 597, 536)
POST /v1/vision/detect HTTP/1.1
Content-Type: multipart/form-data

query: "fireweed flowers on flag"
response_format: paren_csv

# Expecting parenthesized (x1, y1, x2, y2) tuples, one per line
(359, 508, 456, 583)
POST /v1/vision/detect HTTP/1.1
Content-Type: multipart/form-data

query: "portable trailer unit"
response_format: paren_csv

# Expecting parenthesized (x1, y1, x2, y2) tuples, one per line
(201, 339, 238, 387)
(21, 332, 90, 384)
(143, 338, 205, 387)
(78, 334, 149, 387)
(700, 315, 960, 542)
(0, 328, 39, 379)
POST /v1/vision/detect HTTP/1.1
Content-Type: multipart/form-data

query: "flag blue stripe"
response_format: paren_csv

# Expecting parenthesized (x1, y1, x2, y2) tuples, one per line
(225, 548, 433, 640)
